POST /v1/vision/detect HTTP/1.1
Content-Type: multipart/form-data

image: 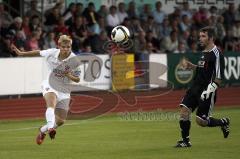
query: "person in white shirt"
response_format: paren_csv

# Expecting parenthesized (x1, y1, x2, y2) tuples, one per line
(106, 5, 120, 28)
(117, 2, 128, 24)
(11, 35, 80, 145)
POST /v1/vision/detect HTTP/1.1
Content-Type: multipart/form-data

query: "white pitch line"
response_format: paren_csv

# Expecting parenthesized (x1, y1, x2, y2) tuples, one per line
(0, 119, 119, 133)
(0, 118, 160, 133)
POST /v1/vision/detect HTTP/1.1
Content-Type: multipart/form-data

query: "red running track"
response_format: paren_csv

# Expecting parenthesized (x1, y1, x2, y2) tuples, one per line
(0, 87, 239, 120)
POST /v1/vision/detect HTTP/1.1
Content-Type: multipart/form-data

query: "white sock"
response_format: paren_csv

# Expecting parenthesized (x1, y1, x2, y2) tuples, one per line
(53, 122, 58, 129)
(40, 125, 48, 133)
(45, 107, 55, 129)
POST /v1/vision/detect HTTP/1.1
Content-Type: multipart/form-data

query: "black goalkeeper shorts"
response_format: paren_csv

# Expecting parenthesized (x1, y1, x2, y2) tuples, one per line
(180, 85, 217, 120)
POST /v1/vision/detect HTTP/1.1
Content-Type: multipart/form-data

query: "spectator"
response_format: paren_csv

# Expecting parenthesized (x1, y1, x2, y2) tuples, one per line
(152, 1, 165, 24)
(222, 29, 235, 51)
(174, 41, 187, 53)
(187, 28, 198, 47)
(187, 40, 198, 53)
(215, 16, 226, 41)
(106, 5, 120, 28)
(97, 16, 107, 33)
(127, 1, 138, 19)
(235, 4, 240, 21)
(192, 6, 208, 29)
(222, 3, 236, 29)
(146, 30, 160, 51)
(98, 5, 108, 19)
(43, 31, 57, 49)
(25, 0, 41, 19)
(14, 30, 26, 51)
(233, 20, 240, 38)
(159, 17, 171, 40)
(168, 7, 181, 25)
(44, 7, 61, 27)
(29, 15, 41, 32)
(180, 14, 191, 33)
(0, 32, 16, 57)
(139, 4, 152, 23)
(69, 16, 89, 52)
(54, 17, 69, 36)
(75, 2, 84, 17)
(117, 2, 128, 24)
(0, 2, 13, 28)
(90, 31, 109, 54)
(63, 2, 76, 26)
(129, 17, 143, 38)
(181, 2, 193, 19)
(161, 30, 179, 53)
(22, 16, 31, 37)
(8, 17, 23, 37)
(142, 15, 160, 40)
(82, 2, 99, 32)
(25, 31, 40, 51)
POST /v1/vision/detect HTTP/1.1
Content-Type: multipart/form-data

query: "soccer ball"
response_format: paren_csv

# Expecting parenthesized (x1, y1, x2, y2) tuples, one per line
(111, 25, 130, 43)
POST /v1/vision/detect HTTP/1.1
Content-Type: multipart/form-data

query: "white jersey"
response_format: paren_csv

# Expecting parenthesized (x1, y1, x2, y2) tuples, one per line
(40, 48, 76, 100)
(40, 48, 76, 81)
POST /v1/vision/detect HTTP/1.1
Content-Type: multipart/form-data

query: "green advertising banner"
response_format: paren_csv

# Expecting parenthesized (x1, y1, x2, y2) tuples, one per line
(167, 52, 240, 89)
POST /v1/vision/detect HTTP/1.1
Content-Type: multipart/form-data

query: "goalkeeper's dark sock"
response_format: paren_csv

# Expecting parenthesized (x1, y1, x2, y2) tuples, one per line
(179, 120, 191, 142)
(207, 117, 225, 127)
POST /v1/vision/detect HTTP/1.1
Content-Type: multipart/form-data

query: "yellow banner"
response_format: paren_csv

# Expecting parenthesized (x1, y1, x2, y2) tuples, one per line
(112, 54, 135, 91)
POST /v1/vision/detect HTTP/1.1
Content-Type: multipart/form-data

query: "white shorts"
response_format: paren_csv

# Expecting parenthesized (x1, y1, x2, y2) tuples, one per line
(41, 80, 71, 110)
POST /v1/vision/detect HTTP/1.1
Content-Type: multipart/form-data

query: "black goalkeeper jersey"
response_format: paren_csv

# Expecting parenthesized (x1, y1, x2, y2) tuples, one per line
(192, 46, 225, 88)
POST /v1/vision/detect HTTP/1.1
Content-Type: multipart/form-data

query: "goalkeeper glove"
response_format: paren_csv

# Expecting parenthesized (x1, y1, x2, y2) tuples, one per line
(201, 82, 218, 100)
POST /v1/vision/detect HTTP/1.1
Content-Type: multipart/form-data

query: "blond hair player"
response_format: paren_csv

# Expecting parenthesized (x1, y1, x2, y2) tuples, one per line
(12, 35, 80, 145)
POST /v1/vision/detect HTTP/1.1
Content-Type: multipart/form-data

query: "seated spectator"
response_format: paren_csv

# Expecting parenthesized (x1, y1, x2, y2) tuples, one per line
(98, 5, 108, 19)
(54, 17, 69, 36)
(0, 32, 16, 57)
(25, 31, 40, 51)
(63, 2, 76, 26)
(127, 1, 138, 19)
(29, 15, 41, 32)
(160, 30, 179, 53)
(90, 31, 109, 54)
(222, 29, 235, 51)
(146, 30, 160, 51)
(25, 0, 41, 19)
(14, 30, 26, 51)
(44, 7, 61, 27)
(159, 17, 171, 40)
(187, 40, 198, 53)
(0, 2, 13, 28)
(233, 20, 240, 38)
(106, 5, 120, 30)
(222, 3, 236, 29)
(216, 16, 226, 41)
(152, 1, 165, 24)
(181, 2, 193, 19)
(129, 17, 143, 38)
(75, 2, 84, 17)
(82, 2, 99, 32)
(43, 31, 57, 49)
(117, 2, 128, 24)
(22, 16, 31, 38)
(139, 4, 152, 23)
(142, 16, 161, 40)
(173, 42, 187, 54)
(8, 17, 23, 36)
(180, 15, 191, 33)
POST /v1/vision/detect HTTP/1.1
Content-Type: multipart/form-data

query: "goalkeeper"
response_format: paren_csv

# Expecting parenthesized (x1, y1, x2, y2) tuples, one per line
(175, 26, 230, 148)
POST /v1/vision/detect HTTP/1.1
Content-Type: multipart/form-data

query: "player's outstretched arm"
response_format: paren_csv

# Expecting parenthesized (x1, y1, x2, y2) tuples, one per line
(65, 72, 80, 83)
(11, 44, 40, 56)
(181, 58, 197, 70)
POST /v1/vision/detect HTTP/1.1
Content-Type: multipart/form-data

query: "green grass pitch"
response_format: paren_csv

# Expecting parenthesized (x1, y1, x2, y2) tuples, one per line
(0, 107, 239, 159)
